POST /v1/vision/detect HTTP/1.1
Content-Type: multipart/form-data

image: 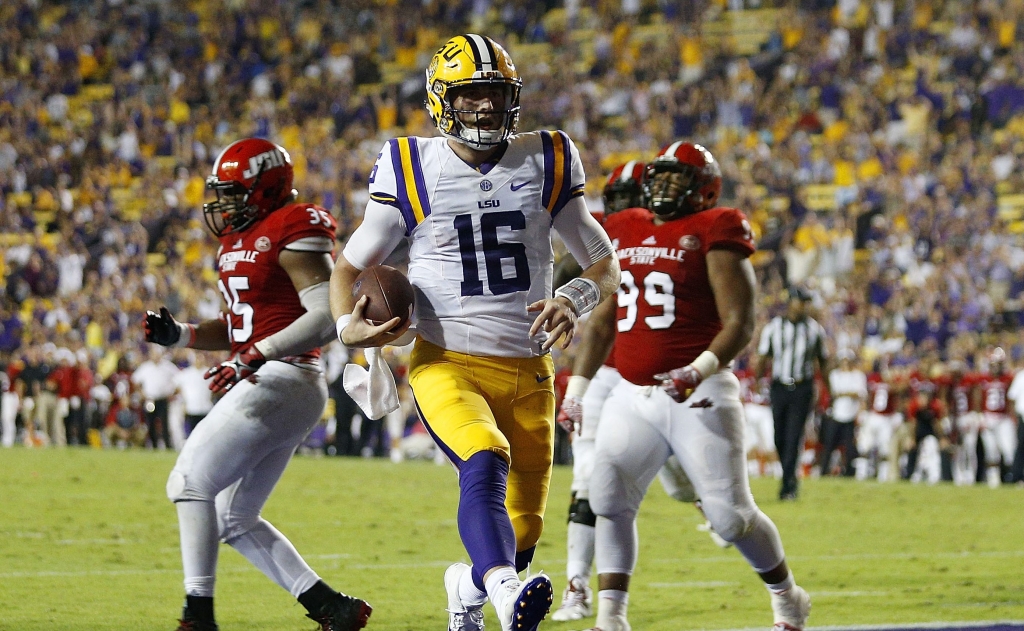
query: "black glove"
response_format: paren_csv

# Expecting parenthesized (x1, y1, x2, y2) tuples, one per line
(144, 306, 183, 346)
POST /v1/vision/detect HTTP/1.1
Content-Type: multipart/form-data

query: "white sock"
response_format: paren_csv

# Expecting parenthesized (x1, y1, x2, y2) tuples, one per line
(177, 500, 219, 596)
(766, 570, 795, 594)
(225, 519, 320, 597)
(566, 522, 595, 582)
(595, 589, 629, 626)
(484, 566, 519, 612)
(459, 566, 487, 607)
(184, 575, 215, 598)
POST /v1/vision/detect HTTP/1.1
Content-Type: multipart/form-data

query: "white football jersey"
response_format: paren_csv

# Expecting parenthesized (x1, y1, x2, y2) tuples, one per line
(365, 131, 586, 357)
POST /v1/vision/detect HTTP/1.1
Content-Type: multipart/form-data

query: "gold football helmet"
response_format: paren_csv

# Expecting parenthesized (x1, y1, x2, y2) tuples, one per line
(425, 34, 522, 149)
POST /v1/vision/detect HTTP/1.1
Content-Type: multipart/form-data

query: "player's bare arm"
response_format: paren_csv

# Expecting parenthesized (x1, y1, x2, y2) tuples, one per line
(571, 294, 617, 381)
(705, 248, 757, 365)
(329, 254, 407, 348)
(240, 248, 338, 360)
(555, 295, 618, 434)
(654, 247, 756, 403)
(144, 307, 232, 351)
(528, 255, 619, 351)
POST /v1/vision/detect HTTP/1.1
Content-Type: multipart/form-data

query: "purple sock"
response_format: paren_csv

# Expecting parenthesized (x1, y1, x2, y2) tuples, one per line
(458, 451, 517, 591)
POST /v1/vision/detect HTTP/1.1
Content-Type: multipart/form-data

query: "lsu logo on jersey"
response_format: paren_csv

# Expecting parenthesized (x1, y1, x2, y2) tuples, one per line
(243, 148, 288, 179)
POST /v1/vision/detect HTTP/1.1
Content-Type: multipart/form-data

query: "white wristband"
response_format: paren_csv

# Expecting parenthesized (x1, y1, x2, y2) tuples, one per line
(565, 375, 591, 398)
(555, 277, 601, 316)
(173, 323, 195, 348)
(336, 314, 352, 343)
(691, 350, 720, 379)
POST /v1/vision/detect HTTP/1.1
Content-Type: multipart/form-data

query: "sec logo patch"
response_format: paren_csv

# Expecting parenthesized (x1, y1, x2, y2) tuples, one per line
(255, 236, 272, 252)
(679, 235, 701, 250)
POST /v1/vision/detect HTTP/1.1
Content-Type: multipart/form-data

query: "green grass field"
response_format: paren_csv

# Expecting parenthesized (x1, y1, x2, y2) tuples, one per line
(2, 448, 1023, 631)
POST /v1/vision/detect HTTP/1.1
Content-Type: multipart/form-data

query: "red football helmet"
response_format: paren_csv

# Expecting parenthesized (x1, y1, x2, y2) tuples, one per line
(204, 138, 296, 237)
(643, 141, 722, 219)
(603, 161, 646, 215)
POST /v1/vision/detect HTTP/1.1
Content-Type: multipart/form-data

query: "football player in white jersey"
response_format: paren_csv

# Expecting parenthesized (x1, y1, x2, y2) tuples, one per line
(329, 34, 620, 631)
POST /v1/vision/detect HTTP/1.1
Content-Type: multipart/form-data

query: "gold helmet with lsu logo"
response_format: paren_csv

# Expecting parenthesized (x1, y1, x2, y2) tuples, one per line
(425, 34, 522, 150)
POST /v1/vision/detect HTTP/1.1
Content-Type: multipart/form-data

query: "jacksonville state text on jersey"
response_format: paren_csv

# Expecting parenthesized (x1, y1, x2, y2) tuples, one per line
(604, 206, 756, 386)
(215, 202, 336, 361)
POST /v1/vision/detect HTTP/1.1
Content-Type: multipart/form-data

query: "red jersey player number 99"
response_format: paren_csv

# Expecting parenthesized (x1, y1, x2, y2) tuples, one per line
(616, 269, 678, 332)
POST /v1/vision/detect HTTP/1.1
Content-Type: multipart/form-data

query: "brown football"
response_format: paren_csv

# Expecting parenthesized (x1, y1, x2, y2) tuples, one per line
(352, 265, 415, 328)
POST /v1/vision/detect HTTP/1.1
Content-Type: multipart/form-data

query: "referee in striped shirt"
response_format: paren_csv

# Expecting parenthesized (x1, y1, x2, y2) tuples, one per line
(755, 286, 828, 500)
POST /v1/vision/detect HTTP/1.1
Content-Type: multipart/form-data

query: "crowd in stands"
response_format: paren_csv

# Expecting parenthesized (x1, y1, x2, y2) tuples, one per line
(3, 0, 1024, 483)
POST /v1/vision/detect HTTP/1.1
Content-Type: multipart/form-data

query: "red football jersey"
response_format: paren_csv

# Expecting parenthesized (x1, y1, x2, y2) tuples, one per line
(908, 370, 938, 397)
(867, 373, 898, 414)
(959, 372, 984, 413)
(605, 206, 756, 386)
(979, 373, 1014, 414)
(216, 202, 336, 360)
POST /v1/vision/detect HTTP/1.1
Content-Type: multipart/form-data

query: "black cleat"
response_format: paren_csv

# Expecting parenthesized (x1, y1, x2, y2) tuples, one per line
(175, 619, 219, 631)
(306, 592, 373, 631)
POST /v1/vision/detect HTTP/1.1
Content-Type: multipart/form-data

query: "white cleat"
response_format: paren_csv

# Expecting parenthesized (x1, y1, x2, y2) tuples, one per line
(770, 585, 811, 631)
(573, 614, 631, 631)
(551, 576, 592, 621)
(445, 563, 485, 631)
(497, 574, 553, 631)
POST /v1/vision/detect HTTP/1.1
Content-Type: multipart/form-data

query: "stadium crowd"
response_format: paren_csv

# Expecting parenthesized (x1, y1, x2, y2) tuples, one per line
(2, 0, 1024, 485)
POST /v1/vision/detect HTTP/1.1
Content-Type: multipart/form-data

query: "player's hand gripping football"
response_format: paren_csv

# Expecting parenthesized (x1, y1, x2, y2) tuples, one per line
(144, 306, 185, 346)
(527, 297, 578, 351)
(204, 346, 267, 394)
(340, 296, 412, 348)
(557, 394, 583, 435)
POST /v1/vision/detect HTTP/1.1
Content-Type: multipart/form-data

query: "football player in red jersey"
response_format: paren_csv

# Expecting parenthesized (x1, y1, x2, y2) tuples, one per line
(558, 142, 809, 631)
(978, 347, 1016, 487)
(144, 138, 372, 631)
(552, 162, 713, 622)
(858, 363, 902, 481)
(954, 357, 987, 485)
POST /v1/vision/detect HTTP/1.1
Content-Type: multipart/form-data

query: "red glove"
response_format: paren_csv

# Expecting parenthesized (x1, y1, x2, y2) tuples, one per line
(204, 347, 267, 394)
(557, 394, 583, 435)
(653, 364, 704, 403)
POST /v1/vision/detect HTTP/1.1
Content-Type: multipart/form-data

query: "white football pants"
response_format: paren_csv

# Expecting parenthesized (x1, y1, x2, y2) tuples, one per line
(590, 371, 786, 577)
(166, 361, 328, 598)
(564, 366, 694, 582)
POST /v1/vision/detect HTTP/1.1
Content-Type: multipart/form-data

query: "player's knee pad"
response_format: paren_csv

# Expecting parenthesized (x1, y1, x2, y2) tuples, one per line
(568, 497, 597, 527)
(166, 470, 209, 503)
(699, 495, 757, 543)
(589, 470, 641, 521)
